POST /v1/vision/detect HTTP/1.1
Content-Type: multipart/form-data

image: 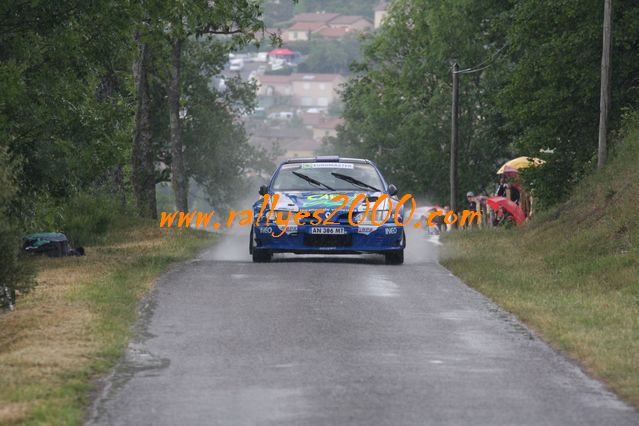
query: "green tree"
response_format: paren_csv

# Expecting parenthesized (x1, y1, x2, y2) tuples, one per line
(499, 0, 639, 206)
(328, 0, 512, 204)
(180, 39, 262, 211)
(298, 35, 363, 74)
(0, 1, 135, 208)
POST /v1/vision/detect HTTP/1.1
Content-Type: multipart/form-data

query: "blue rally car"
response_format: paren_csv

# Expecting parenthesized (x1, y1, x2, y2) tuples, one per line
(249, 156, 406, 264)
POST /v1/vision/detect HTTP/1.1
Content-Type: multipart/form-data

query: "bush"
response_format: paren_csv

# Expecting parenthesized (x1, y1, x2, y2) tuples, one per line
(59, 192, 122, 247)
(0, 221, 36, 294)
(0, 146, 35, 294)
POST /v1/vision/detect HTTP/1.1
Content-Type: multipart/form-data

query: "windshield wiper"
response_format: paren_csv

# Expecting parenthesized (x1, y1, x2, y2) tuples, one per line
(331, 172, 380, 192)
(292, 171, 335, 191)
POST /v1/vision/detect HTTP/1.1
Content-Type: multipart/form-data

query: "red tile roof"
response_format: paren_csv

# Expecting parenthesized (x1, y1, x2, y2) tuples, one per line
(293, 12, 341, 23)
(287, 22, 326, 31)
(329, 15, 369, 25)
(256, 74, 293, 84)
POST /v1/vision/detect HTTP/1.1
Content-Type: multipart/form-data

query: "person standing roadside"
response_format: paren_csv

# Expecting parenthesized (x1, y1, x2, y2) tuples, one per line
(466, 192, 477, 211)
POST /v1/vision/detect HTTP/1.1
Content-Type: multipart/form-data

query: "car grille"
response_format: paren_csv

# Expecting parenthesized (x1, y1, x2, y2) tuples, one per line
(297, 211, 353, 225)
(303, 234, 353, 247)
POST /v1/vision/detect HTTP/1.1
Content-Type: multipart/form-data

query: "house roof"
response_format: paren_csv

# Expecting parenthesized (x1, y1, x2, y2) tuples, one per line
(269, 47, 295, 56)
(257, 73, 344, 85)
(317, 27, 349, 38)
(287, 22, 326, 31)
(329, 15, 370, 25)
(256, 74, 293, 84)
(290, 73, 344, 82)
(293, 12, 340, 23)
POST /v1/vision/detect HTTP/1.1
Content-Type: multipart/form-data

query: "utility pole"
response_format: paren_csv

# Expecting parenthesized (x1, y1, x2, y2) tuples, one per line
(450, 62, 459, 213)
(597, 0, 612, 169)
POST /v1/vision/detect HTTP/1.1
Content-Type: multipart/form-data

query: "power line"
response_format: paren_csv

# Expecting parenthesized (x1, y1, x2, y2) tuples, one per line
(453, 44, 507, 75)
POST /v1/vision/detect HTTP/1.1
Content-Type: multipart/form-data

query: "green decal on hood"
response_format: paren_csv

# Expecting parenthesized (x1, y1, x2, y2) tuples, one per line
(302, 193, 349, 208)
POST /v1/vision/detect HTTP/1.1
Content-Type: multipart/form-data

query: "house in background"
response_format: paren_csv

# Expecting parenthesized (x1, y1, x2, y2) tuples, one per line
(289, 74, 345, 108)
(374, 1, 389, 29)
(277, 138, 323, 162)
(246, 123, 321, 163)
(302, 113, 344, 140)
(317, 27, 349, 39)
(256, 73, 345, 109)
(292, 12, 341, 24)
(328, 15, 372, 32)
(255, 74, 293, 97)
(285, 12, 372, 40)
(285, 21, 326, 41)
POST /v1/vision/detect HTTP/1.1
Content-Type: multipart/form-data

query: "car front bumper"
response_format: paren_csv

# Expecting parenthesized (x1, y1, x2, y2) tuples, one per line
(253, 223, 405, 254)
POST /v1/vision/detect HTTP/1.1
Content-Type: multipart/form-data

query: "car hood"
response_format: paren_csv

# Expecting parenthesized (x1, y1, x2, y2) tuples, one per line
(267, 190, 385, 211)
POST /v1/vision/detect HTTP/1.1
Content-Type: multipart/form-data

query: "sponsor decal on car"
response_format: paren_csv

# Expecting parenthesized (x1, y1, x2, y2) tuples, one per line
(300, 162, 354, 169)
(302, 193, 350, 208)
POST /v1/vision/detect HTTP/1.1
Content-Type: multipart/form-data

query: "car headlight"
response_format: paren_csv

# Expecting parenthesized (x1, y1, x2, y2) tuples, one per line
(353, 210, 392, 225)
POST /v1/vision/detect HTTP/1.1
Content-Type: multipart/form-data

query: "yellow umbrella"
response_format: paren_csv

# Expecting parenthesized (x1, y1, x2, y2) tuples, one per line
(497, 156, 545, 174)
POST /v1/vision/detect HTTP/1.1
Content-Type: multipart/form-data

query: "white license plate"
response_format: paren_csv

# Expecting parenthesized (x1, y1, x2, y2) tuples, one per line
(310, 227, 345, 235)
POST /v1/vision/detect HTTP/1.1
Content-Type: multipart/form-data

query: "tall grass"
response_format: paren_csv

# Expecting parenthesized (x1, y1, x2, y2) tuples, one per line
(0, 218, 214, 424)
(441, 117, 639, 406)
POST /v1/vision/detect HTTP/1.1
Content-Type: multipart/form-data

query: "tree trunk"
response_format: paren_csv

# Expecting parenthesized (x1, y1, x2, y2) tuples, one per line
(131, 32, 157, 219)
(168, 38, 188, 212)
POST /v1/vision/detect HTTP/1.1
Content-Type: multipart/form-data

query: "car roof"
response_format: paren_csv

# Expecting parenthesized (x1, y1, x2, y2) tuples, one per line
(279, 156, 372, 166)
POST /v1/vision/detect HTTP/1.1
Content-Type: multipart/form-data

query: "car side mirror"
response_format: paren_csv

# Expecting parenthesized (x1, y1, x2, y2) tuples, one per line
(258, 185, 268, 196)
(388, 184, 398, 196)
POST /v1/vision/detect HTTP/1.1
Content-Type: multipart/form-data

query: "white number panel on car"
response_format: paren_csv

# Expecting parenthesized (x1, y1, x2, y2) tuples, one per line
(310, 227, 346, 235)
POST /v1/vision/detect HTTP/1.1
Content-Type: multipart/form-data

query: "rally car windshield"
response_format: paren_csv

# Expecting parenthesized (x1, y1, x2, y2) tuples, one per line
(272, 163, 384, 192)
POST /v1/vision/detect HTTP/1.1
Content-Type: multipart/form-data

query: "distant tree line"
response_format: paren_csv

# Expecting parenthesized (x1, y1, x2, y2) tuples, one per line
(327, 0, 639, 207)
(294, 35, 363, 74)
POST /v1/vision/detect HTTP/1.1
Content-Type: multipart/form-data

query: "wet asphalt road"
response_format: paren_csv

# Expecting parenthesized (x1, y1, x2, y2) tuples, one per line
(88, 226, 638, 426)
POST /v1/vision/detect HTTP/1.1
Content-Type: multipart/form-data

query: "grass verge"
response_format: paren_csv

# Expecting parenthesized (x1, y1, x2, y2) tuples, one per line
(440, 125, 639, 407)
(0, 218, 215, 424)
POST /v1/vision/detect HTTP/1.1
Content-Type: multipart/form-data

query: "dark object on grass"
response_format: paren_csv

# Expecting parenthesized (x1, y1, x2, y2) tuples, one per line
(23, 232, 69, 257)
(0, 285, 16, 312)
(23, 233, 85, 257)
(69, 247, 85, 256)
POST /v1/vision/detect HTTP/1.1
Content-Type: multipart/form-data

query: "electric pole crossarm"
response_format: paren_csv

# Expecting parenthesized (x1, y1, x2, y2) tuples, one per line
(598, 0, 613, 169)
